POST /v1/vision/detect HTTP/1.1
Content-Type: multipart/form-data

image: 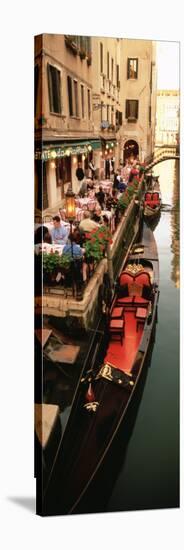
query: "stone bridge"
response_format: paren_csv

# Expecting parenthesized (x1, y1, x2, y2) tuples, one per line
(145, 145, 180, 172)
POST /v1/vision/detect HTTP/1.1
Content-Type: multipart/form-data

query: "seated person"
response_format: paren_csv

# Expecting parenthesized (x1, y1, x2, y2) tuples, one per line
(117, 179, 127, 192)
(95, 186, 105, 208)
(35, 225, 52, 244)
(79, 211, 99, 233)
(79, 179, 88, 197)
(63, 234, 84, 258)
(92, 206, 104, 224)
(103, 214, 109, 226)
(51, 216, 69, 245)
(105, 190, 115, 210)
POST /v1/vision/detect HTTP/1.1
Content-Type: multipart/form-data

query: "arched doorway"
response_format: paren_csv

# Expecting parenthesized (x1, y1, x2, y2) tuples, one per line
(123, 140, 139, 163)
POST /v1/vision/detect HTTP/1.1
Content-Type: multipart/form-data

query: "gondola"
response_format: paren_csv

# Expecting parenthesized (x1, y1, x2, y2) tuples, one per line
(143, 184, 161, 223)
(40, 223, 159, 516)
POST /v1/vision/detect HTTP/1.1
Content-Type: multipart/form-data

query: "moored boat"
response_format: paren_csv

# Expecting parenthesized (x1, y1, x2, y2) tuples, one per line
(143, 188, 161, 222)
(40, 223, 159, 516)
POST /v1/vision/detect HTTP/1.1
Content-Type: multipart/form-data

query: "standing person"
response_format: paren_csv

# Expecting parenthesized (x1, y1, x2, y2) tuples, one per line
(95, 186, 105, 208)
(51, 216, 69, 245)
(88, 160, 96, 180)
(113, 169, 121, 190)
(76, 162, 85, 190)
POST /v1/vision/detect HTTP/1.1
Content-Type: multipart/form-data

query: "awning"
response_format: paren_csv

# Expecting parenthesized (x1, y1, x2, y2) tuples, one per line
(35, 139, 101, 161)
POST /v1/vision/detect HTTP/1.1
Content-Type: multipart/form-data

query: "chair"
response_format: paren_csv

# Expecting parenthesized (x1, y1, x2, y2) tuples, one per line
(110, 306, 124, 319)
(109, 319, 124, 345)
(136, 307, 147, 331)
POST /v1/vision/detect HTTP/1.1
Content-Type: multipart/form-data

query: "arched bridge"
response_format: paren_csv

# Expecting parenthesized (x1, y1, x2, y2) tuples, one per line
(145, 145, 180, 172)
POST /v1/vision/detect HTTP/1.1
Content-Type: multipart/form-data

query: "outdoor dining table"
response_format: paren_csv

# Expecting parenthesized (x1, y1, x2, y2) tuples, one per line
(34, 243, 65, 256)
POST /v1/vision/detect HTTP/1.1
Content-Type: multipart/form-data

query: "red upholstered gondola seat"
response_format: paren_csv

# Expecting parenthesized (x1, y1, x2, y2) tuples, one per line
(133, 296, 149, 306)
(116, 296, 134, 306)
(111, 306, 124, 319)
(152, 192, 160, 202)
(119, 272, 134, 286)
(135, 271, 151, 287)
(109, 319, 124, 345)
(145, 192, 152, 201)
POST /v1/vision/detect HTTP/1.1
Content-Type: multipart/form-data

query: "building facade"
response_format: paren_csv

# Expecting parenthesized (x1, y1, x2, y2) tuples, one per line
(119, 39, 157, 164)
(35, 33, 99, 210)
(155, 90, 179, 146)
(91, 37, 122, 179)
(34, 35, 157, 212)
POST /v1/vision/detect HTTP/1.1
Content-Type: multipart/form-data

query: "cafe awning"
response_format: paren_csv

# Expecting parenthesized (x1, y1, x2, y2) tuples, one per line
(35, 139, 101, 161)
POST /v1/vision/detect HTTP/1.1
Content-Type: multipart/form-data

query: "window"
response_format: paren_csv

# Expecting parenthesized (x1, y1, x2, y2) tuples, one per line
(111, 106, 114, 125)
(111, 58, 114, 83)
(67, 76, 73, 116)
(100, 42, 103, 73)
(127, 58, 138, 79)
(74, 80, 79, 117)
(47, 64, 61, 114)
(116, 64, 120, 88)
(100, 101, 104, 123)
(56, 157, 71, 192)
(107, 105, 110, 123)
(34, 65, 39, 116)
(87, 89, 91, 119)
(125, 100, 139, 120)
(81, 84, 85, 118)
(107, 52, 109, 79)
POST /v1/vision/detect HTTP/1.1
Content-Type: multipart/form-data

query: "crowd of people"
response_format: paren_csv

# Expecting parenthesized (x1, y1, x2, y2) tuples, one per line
(35, 155, 143, 295)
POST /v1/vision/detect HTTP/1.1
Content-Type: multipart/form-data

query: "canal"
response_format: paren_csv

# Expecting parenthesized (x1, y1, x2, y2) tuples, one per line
(105, 159, 180, 513)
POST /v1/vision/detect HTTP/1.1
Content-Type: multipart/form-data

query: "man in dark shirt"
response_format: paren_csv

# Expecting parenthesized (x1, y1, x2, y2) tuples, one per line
(76, 162, 85, 182)
(95, 186, 105, 208)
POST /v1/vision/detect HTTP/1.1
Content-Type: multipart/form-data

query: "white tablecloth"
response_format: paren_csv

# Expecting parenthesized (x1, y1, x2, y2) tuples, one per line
(35, 243, 65, 256)
(34, 221, 70, 232)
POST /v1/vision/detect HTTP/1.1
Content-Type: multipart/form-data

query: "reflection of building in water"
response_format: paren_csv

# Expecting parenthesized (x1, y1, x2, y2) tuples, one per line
(170, 161, 180, 288)
(155, 90, 179, 146)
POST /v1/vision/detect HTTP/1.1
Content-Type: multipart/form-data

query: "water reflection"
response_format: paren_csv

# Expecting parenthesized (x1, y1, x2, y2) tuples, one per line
(153, 158, 180, 287)
(171, 162, 180, 287)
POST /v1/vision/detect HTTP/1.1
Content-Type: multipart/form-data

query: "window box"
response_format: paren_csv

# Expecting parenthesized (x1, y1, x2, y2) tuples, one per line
(79, 49, 86, 60)
(65, 35, 78, 55)
(87, 53, 92, 66)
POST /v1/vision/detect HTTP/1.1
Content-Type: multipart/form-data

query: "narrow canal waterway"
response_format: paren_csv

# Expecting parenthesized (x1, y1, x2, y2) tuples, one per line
(106, 159, 180, 513)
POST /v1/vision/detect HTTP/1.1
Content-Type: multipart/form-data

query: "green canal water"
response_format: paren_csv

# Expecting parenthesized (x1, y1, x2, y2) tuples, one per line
(106, 159, 180, 512)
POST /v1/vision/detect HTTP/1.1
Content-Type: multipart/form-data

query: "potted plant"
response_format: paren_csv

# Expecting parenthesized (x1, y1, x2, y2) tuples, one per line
(79, 49, 86, 60)
(118, 192, 130, 213)
(42, 251, 72, 285)
(84, 226, 112, 265)
(87, 53, 92, 66)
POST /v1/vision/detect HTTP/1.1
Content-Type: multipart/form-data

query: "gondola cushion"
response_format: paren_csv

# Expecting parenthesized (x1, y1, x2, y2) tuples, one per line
(133, 296, 149, 305)
(135, 272, 151, 287)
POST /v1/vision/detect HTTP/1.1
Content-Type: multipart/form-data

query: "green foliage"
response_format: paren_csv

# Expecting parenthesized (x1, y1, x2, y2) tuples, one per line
(42, 251, 72, 273)
(118, 192, 130, 212)
(84, 225, 112, 262)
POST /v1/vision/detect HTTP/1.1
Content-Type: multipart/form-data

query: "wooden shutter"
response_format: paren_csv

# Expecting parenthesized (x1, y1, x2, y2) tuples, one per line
(127, 59, 130, 79)
(119, 111, 122, 125)
(67, 75, 73, 116)
(34, 65, 39, 116)
(47, 64, 53, 112)
(135, 100, 139, 119)
(125, 100, 129, 118)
